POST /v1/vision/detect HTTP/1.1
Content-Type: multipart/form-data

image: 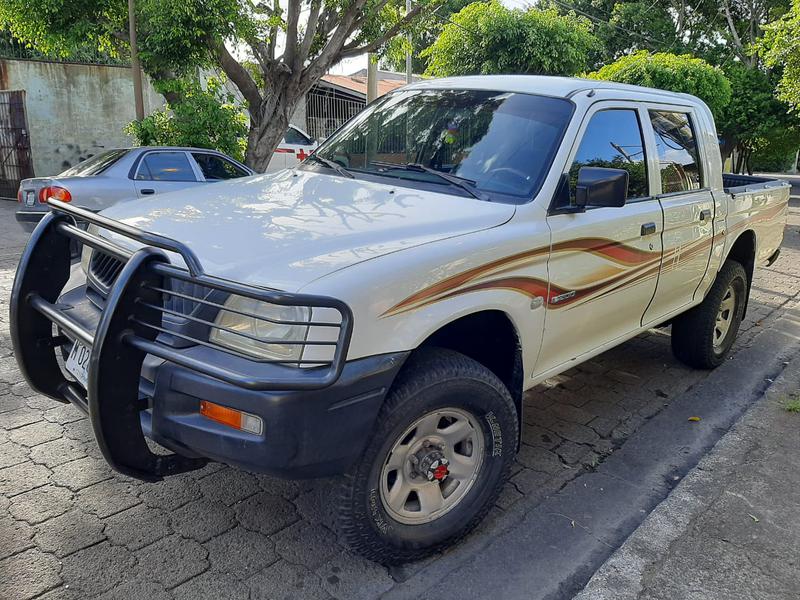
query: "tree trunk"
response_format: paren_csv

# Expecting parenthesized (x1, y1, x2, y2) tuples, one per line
(243, 76, 308, 172)
(720, 136, 737, 171)
(246, 113, 291, 172)
(734, 150, 743, 174)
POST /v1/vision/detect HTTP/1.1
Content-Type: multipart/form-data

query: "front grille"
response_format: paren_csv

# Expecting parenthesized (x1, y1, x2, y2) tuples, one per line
(88, 249, 212, 319)
(162, 279, 214, 318)
(89, 250, 125, 290)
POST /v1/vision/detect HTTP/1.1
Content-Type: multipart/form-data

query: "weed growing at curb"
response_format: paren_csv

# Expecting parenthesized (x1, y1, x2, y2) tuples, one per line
(781, 394, 800, 413)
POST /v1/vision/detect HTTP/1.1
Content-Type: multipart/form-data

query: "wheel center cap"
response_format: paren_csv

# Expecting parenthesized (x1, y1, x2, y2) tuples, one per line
(414, 446, 450, 482)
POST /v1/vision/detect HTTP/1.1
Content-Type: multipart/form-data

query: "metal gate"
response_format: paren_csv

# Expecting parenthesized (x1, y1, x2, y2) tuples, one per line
(0, 90, 34, 200)
(305, 87, 365, 142)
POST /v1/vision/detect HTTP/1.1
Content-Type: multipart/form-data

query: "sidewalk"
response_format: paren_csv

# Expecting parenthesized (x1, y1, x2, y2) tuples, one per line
(575, 351, 800, 600)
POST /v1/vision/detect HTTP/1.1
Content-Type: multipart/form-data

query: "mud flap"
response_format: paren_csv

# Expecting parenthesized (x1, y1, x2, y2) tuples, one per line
(88, 247, 207, 481)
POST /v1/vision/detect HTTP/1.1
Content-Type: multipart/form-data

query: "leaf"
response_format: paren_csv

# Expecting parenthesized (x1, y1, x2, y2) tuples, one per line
(688, 416, 702, 422)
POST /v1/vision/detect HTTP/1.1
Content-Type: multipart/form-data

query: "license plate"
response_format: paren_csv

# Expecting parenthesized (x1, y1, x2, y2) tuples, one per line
(65, 341, 91, 388)
(25, 191, 35, 207)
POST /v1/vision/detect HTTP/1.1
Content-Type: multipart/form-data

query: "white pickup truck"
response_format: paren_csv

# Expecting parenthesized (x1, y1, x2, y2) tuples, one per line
(11, 76, 789, 564)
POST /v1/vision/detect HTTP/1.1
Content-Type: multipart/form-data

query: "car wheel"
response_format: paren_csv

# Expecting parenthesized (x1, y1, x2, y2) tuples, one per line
(671, 259, 747, 369)
(337, 348, 518, 564)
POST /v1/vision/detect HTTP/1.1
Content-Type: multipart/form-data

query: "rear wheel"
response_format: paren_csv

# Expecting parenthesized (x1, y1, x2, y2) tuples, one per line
(671, 260, 747, 369)
(337, 348, 517, 564)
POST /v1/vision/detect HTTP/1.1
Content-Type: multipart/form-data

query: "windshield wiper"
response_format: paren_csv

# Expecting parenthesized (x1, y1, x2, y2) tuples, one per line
(307, 154, 354, 179)
(370, 161, 488, 201)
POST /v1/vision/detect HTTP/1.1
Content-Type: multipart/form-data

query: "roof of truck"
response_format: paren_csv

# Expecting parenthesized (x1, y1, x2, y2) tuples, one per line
(404, 75, 703, 105)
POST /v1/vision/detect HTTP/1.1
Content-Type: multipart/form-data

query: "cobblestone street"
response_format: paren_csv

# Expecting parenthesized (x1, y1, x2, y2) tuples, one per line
(2, 196, 800, 600)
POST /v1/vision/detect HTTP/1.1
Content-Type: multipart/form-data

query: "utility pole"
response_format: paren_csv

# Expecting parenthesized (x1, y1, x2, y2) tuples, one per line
(405, 0, 413, 83)
(367, 54, 378, 103)
(128, 0, 145, 121)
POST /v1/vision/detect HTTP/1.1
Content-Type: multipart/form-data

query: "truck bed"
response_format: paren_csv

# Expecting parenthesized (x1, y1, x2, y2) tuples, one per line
(722, 173, 790, 195)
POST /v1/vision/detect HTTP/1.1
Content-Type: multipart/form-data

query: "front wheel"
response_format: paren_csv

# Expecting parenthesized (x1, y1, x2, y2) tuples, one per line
(337, 348, 518, 564)
(671, 260, 748, 369)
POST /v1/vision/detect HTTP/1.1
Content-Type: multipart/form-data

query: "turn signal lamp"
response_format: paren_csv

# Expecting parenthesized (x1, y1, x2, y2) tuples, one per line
(199, 400, 263, 435)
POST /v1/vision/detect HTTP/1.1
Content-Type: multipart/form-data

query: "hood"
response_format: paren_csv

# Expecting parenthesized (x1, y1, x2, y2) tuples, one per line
(99, 169, 516, 290)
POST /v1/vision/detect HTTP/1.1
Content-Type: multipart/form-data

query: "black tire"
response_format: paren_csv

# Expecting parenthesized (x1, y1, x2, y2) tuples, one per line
(337, 348, 518, 564)
(671, 260, 748, 369)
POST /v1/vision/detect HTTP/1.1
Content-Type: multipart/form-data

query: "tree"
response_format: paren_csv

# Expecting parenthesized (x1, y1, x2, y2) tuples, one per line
(421, 2, 600, 77)
(0, 0, 440, 171)
(716, 63, 800, 170)
(382, 0, 472, 74)
(124, 76, 248, 161)
(588, 51, 731, 119)
(555, 0, 791, 66)
(759, 0, 800, 112)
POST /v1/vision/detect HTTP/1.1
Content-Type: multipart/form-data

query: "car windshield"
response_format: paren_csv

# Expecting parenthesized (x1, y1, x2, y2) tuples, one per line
(58, 149, 130, 177)
(312, 89, 573, 201)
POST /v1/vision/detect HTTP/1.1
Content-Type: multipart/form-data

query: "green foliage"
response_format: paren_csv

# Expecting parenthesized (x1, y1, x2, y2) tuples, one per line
(782, 394, 800, 413)
(382, 0, 472, 73)
(136, 0, 249, 75)
(718, 64, 800, 151)
(0, 0, 248, 74)
(556, 0, 791, 65)
(125, 76, 247, 161)
(750, 133, 799, 172)
(759, 0, 800, 112)
(574, 0, 680, 66)
(422, 1, 600, 77)
(0, 28, 125, 64)
(0, 0, 126, 60)
(588, 51, 731, 119)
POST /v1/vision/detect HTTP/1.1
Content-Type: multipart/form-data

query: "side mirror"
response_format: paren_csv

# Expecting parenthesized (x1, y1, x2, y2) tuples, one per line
(575, 167, 628, 209)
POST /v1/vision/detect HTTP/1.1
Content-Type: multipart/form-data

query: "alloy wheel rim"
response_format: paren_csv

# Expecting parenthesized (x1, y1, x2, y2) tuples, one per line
(379, 408, 485, 525)
(714, 284, 736, 350)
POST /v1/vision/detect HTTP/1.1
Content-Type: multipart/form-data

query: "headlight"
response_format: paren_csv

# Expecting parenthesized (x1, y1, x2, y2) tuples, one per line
(210, 296, 310, 361)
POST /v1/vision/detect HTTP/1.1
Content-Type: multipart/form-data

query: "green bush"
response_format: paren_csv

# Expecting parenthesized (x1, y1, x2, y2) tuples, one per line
(588, 51, 731, 120)
(125, 76, 248, 162)
(750, 133, 799, 172)
(422, 2, 599, 77)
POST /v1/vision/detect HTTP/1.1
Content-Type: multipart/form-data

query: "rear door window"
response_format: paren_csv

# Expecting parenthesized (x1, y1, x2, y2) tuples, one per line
(59, 149, 129, 177)
(136, 152, 197, 182)
(192, 153, 250, 180)
(649, 111, 702, 194)
(569, 109, 650, 203)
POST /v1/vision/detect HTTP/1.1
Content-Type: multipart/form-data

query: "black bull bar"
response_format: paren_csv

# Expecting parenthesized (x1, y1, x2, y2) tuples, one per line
(10, 200, 353, 481)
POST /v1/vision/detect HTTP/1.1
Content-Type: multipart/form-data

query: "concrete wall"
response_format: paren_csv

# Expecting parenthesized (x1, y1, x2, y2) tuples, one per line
(0, 59, 164, 176)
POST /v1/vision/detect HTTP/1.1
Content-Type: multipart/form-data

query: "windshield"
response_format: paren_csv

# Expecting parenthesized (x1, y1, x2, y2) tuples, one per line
(312, 89, 573, 201)
(58, 149, 130, 177)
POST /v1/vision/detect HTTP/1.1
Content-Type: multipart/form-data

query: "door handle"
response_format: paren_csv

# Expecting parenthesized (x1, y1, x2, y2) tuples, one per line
(140, 188, 155, 195)
(699, 209, 712, 221)
(641, 222, 657, 236)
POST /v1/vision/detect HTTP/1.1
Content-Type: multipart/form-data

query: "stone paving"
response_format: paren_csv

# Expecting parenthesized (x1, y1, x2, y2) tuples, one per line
(2, 198, 800, 600)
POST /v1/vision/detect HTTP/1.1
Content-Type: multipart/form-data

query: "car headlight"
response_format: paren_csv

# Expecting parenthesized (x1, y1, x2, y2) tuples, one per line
(210, 296, 310, 361)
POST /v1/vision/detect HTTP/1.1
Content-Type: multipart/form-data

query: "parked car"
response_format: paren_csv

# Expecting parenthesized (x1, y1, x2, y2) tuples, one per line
(11, 76, 790, 564)
(15, 147, 254, 232)
(265, 124, 318, 172)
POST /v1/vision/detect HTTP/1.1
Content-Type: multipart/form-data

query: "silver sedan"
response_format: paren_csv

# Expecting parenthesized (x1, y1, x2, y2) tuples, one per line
(15, 147, 253, 232)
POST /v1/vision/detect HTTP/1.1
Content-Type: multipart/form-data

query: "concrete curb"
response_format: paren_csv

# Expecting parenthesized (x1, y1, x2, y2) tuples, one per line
(575, 331, 800, 599)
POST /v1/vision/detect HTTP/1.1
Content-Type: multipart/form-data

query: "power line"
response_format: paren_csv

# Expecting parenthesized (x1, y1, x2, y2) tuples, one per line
(550, 0, 677, 54)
